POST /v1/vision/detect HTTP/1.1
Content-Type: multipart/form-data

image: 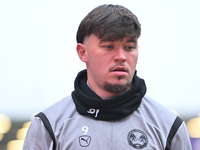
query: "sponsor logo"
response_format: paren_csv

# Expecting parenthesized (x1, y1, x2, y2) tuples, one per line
(127, 129, 148, 149)
(79, 135, 91, 147)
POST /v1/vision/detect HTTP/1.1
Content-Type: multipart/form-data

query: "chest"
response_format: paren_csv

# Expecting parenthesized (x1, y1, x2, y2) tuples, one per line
(55, 116, 167, 150)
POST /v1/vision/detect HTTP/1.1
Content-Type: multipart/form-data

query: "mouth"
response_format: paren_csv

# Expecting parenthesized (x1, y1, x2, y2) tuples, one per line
(112, 66, 128, 72)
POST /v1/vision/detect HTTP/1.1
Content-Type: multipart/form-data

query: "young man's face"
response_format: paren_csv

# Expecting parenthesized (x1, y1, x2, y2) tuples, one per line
(77, 34, 138, 99)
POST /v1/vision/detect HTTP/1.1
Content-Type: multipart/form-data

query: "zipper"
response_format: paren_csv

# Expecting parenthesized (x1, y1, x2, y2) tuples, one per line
(110, 121, 115, 150)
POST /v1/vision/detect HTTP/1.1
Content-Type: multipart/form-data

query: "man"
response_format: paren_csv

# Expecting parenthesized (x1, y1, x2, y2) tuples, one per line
(23, 4, 192, 150)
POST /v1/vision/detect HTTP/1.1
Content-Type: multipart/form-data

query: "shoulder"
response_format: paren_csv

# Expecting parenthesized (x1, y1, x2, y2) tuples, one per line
(36, 95, 78, 131)
(136, 96, 192, 148)
(43, 95, 75, 116)
(139, 95, 177, 117)
(24, 96, 76, 149)
(140, 95, 177, 120)
(136, 96, 178, 135)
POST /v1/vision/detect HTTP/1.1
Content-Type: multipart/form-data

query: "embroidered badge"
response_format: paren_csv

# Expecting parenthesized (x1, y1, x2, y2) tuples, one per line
(127, 129, 148, 149)
(79, 135, 91, 147)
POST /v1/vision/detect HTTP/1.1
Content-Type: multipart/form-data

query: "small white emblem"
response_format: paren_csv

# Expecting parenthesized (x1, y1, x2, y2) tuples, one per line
(87, 108, 100, 117)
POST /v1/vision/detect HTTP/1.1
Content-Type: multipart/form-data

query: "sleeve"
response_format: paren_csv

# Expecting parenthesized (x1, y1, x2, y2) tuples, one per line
(23, 117, 52, 150)
(170, 122, 192, 150)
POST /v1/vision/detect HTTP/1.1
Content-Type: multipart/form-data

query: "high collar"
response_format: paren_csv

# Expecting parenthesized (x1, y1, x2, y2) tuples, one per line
(72, 69, 147, 120)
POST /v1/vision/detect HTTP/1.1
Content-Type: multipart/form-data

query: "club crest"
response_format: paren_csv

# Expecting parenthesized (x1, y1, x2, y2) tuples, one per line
(127, 129, 148, 149)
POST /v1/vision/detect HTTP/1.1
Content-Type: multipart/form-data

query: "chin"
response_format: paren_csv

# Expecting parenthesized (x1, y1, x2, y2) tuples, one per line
(103, 78, 132, 94)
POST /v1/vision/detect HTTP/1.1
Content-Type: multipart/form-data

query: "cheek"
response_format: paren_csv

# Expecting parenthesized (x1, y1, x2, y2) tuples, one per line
(134, 51, 139, 62)
(88, 50, 110, 67)
(129, 52, 138, 64)
(88, 54, 106, 72)
(89, 52, 103, 63)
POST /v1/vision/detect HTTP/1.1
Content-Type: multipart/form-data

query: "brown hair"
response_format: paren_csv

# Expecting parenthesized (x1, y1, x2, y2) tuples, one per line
(76, 4, 141, 43)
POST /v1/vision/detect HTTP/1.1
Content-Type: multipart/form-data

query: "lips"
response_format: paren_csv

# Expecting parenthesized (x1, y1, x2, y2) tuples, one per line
(112, 66, 128, 72)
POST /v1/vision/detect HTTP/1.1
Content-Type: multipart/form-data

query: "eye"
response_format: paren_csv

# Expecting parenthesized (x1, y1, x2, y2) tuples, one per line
(103, 45, 114, 50)
(125, 46, 136, 51)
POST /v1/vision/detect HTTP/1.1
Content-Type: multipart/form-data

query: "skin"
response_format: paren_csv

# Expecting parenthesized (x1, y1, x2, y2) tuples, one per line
(76, 34, 138, 99)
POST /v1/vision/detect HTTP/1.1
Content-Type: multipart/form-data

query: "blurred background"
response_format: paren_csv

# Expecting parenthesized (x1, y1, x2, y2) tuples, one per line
(0, 0, 200, 149)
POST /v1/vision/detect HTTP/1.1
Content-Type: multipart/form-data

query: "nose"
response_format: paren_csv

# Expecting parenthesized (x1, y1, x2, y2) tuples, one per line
(114, 48, 126, 63)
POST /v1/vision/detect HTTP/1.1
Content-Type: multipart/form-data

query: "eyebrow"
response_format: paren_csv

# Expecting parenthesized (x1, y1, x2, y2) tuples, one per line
(99, 38, 115, 44)
(127, 38, 137, 43)
(127, 38, 138, 46)
(99, 37, 138, 45)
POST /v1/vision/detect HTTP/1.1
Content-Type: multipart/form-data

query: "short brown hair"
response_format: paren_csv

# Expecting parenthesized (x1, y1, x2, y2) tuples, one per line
(76, 4, 141, 43)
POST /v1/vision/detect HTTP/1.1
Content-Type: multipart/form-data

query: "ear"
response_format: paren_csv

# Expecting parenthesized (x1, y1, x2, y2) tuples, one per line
(76, 43, 88, 63)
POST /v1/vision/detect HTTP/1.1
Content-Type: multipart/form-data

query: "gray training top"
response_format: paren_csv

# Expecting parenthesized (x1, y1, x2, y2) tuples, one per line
(23, 95, 192, 150)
